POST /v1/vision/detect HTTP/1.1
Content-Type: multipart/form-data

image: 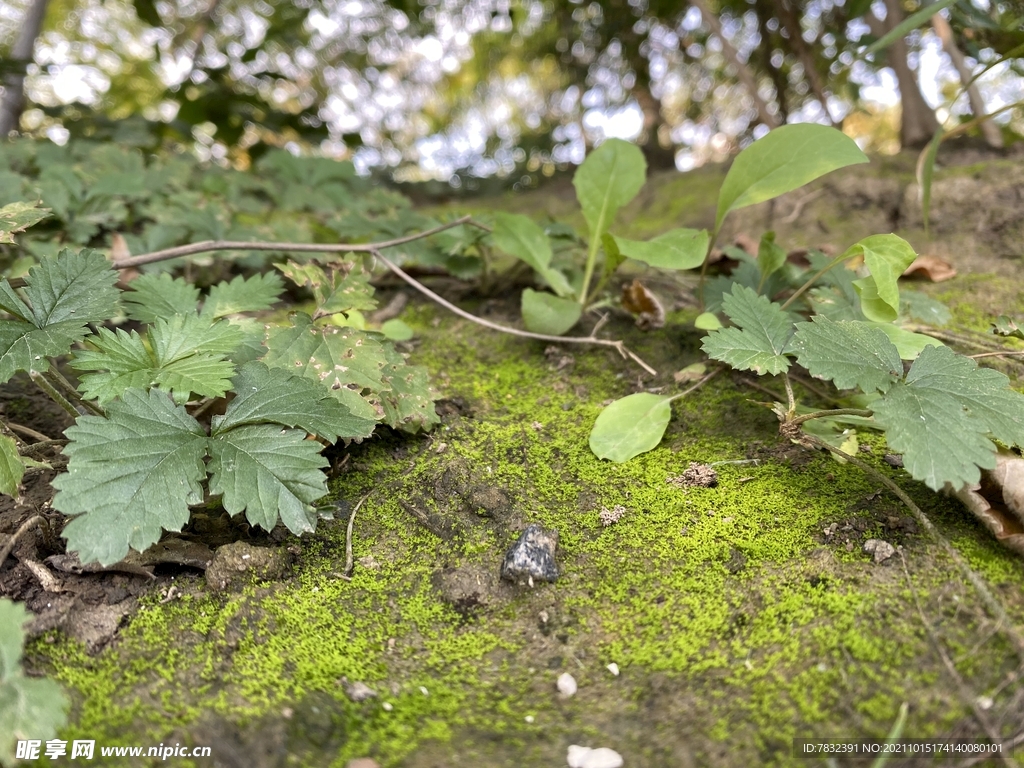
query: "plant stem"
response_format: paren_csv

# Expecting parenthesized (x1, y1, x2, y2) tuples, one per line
(780, 252, 847, 312)
(44, 368, 103, 416)
(578, 237, 601, 307)
(799, 430, 1024, 663)
(696, 228, 720, 309)
(789, 408, 875, 427)
(372, 250, 658, 376)
(783, 372, 796, 416)
(341, 492, 371, 580)
(0, 515, 41, 567)
(666, 368, 721, 403)
(7, 421, 51, 442)
(29, 371, 81, 420)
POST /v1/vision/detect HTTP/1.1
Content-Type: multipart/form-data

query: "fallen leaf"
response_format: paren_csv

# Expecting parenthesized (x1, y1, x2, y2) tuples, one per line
(621, 280, 665, 329)
(902, 254, 957, 282)
(953, 450, 1024, 556)
(673, 362, 707, 384)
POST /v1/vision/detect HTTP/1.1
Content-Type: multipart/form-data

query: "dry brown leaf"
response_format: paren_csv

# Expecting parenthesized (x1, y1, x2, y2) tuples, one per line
(902, 254, 957, 282)
(953, 450, 1024, 556)
(109, 233, 139, 286)
(621, 279, 665, 329)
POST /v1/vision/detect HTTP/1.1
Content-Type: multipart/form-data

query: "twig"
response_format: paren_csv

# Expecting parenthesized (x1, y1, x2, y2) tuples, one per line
(737, 376, 786, 402)
(789, 408, 875, 427)
(111, 216, 477, 270)
(398, 499, 447, 538)
(6, 422, 50, 443)
(341, 492, 370, 580)
(898, 550, 1017, 767)
(0, 515, 41, 567)
(668, 367, 721, 403)
(779, 188, 824, 225)
(799, 431, 1024, 663)
(29, 371, 81, 420)
(970, 350, 1024, 360)
(368, 292, 409, 325)
(43, 369, 103, 416)
(19, 438, 66, 457)
(371, 250, 658, 376)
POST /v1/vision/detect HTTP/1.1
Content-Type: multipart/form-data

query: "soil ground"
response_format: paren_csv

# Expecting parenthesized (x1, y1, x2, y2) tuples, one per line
(3, 143, 1024, 768)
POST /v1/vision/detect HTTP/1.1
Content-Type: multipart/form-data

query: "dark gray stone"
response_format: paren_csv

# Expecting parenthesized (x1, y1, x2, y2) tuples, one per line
(500, 524, 559, 583)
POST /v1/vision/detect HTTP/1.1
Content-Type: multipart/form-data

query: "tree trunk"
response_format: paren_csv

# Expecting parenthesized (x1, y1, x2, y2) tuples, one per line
(931, 13, 1003, 148)
(0, 0, 49, 137)
(774, 0, 837, 126)
(867, 0, 939, 149)
(633, 85, 677, 170)
(690, 0, 780, 130)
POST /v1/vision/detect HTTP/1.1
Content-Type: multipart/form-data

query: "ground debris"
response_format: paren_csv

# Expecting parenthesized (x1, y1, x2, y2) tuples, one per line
(668, 462, 719, 489)
(567, 745, 624, 768)
(863, 539, 897, 563)
(599, 505, 627, 526)
(500, 524, 559, 584)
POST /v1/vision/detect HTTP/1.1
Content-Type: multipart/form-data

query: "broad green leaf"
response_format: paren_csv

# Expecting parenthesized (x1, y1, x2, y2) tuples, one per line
(701, 285, 793, 375)
(201, 272, 285, 319)
(873, 345, 1024, 490)
(23, 248, 121, 327)
(0, 434, 23, 498)
(900, 290, 951, 326)
(122, 273, 200, 322)
(0, 599, 69, 766)
(573, 139, 646, 244)
(869, 322, 943, 360)
(917, 127, 943, 238)
(212, 361, 375, 441)
(521, 288, 582, 336)
(694, 312, 722, 330)
(791, 317, 902, 393)
(276, 260, 377, 316)
(849, 235, 917, 322)
(262, 312, 386, 422)
(0, 282, 32, 322)
(150, 313, 245, 362)
(53, 389, 208, 565)
(757, 231, 787, 280)
(207, 424, 327, 534)
(492, 212, 553, 271)
(613, 228, 709, 270)
(380, 319, 414, 341)
(0, 319, 92, 383)
(378, 344, 439, 433)
(715, 125, 868, 231)
(589, 393, 672, 462)
(0, 202, 51, 244)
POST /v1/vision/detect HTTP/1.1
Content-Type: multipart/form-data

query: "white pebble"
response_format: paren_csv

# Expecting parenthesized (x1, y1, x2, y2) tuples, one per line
(567, 745, 624, 768)
(524, 715, 534, 723)
(606, 663, 619, 676)
(381, 702, 393, 711)
(557, 672, 577, 697)
(419, 686, 429, 696)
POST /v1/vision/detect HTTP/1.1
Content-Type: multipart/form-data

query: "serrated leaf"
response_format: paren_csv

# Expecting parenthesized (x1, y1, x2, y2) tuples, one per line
(521, 288, 582, 336)
(0, 434, 23, 498)
(213, 361, 375, 441)
(262, 313, 385, 421)
(791, 317, 902, 393)
(873, 345, 1024, 490)
(276, 260, 377, 317)
(23, 248, 120, 327)
(201, 272, 284, 319)
(0, 282, 32, 322)
(53, 389, 208, 565)
(993, 316, 1024, 341)
(151, 313, 245, 362)
(0, 319, 92, 383)
(589, 393, 672, 462)
(900, 290, 951, 326)
(848, 235, 917, 322)
(716, 125, 868, 231)
(378, 344, 439, 433)
(0, 599, 68, 765)
(613, 228, 708, 270)
(207, 424, 327, 534)
(122, 273, 200, 322)
(869, 322, 943, 360)
(701, 285, 793, 375)
(0, 201, 51, 244)
(573, 139, 646, 245)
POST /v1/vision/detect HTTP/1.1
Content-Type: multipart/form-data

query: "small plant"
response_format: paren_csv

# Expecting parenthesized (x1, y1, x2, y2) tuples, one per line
(0, 598, 69, 764)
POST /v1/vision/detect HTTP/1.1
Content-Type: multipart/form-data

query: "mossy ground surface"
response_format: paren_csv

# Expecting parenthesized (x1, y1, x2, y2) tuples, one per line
(23, 153, 1024, 768)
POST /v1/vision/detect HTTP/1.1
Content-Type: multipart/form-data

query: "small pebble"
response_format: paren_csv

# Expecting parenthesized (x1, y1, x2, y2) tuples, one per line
(345, 681, 377, 702)
(419, 686, 429, 696)
(976, 695, 994, 711)
(567, 745, 624, 768)
(382, 702, 393, 712)
(606, 663, 619, 676)
(525, 715, 535, 723)
(557, 672, 577, 697)
(346, 760, 381, 768)
(863, 539, 896, 563)
(501, 524, 559, 583)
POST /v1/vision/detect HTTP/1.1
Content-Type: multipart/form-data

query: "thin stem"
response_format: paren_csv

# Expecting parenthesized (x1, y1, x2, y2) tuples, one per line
(783, 373, 796, 416)
(6, 422, 51, 442)
(19, 438, 66, 457)
(111, 216, 477, 270)
(342, 492, 371, 580)
(780, 253, 847, 312)
(44, 368, 103, 416)
(667, 367, 721, 403)
(189, 396, 220, 420)
(0, 515, 41, 567)
(29, 371, 81, 420)
(789, 408, 875, 427)
(372, 250, 658, 376)
(970, 350, 1024, 360)
(799, 430, 1024, 663)
(696, 229, 720, 309)
(578, 236, 601, 307)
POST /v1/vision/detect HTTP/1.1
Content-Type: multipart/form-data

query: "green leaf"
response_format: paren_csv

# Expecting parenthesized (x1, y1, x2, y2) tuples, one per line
(701, 285, 793, 375)
(757, 231, 787, 281)
(380, 318, 414, 341)
(0, 434, 23, 499)
(493, 214, 574, 296)
(23, 248, 121, 327)
(212, 361, 375, 441)
(869, 322, 943, 360)
(612, 228, 709, 270)
(715, 125, 868, 231)
(377, 344, 439, 433)
(694, 312, 722, 330)
(917, 126, 944, 238)
(276, 260, 377, 317)
(207, 424, 328, 534)
(122, 273, 200, 322)
(849, 235, 917, 322)
(863, 0, 958, 55)
(900, 290, 951, 326)
(791, 317, 902, 393)
(573, 139, 646, 245)
(589, 393, 672, 462)
(873, 345, 1024, 490)
(0, 599, 69, 766)
(521, 288, 582, 336)
(53, 389, 208, 565)
(0, 201, 51, 244)
(993, 315, 1024, 341)
(201, 272, 284, 319)
(150, 313, 245, 362)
